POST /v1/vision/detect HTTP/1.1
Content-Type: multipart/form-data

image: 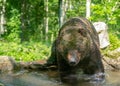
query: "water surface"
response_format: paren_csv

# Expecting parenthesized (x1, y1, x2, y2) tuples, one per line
(0, 70, 120, 86)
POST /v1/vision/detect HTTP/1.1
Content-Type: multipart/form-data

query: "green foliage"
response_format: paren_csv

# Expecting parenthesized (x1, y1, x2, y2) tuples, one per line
(102, 31, 120, 58)
(108, 33, 120, 50)
(66, 0, 86, 18)
(0, 41, 51, 61)
(0, 0, 119, 61)
(91, 0, 120, 28)
(5, 9, 21, 42)
(91, 0, 120, 52)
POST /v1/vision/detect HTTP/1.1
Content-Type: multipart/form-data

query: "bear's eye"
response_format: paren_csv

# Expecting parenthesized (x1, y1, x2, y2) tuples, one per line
(78, 29, 86, 37)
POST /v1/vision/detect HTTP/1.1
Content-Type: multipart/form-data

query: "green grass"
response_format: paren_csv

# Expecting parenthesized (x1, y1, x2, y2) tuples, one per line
(0, 41, 51, 62)
(109, 33, 120, 50)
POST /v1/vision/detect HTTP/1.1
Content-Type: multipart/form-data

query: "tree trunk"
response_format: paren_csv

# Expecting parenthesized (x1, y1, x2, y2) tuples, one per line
(58, 0, 64, 28)
(58, 0, 69, 28)
(68, 0, 72, 10)
(86, 0, 91, 18)
(20, 0, 29, 42)
(0, 0, 6, 36)
(44, 0, 49, 41)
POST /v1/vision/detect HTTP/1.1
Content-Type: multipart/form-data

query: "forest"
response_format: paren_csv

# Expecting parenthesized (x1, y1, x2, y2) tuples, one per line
(0, 0, 120, 61)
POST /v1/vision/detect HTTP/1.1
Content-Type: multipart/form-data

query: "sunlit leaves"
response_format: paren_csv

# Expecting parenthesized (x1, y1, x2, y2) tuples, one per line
(0, 41, 51, 61)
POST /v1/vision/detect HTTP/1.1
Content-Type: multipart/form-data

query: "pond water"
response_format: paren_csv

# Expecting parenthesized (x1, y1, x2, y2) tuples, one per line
(0, 70, 120, 86)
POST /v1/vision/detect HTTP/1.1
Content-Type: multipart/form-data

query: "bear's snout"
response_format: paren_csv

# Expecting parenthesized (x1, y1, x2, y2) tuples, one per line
(67, 50, 80, 66)
(69, 57, 76, 66)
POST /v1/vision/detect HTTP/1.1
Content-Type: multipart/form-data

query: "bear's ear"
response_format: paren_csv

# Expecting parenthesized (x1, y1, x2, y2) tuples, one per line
(78, 28, 87, 37)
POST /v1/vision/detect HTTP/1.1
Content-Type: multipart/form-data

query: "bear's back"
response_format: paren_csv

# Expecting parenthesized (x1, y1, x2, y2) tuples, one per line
(59, 17, 100, 46)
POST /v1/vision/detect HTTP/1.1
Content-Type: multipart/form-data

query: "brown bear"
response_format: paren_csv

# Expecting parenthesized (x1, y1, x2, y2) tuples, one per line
(46, 17, 104, 83)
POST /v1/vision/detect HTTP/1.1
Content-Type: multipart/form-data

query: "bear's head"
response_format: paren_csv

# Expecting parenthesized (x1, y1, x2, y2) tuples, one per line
(57, 25, 91, 66)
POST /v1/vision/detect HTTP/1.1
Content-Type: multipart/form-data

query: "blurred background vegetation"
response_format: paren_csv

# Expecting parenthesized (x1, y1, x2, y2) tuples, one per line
(0, 0, 120, 61)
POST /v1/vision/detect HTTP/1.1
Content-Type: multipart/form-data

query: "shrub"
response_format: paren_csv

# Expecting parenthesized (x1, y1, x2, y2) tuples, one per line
(0, 41, 51, 62)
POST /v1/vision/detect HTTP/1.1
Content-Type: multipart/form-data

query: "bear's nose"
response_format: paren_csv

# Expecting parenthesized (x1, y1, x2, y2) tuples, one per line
(69, 58, 77, 66)
(69, 61, 76, 66)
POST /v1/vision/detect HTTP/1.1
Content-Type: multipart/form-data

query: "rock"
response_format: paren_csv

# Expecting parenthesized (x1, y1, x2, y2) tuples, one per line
(103, 57, 120, 70)
(19, 60, 47, 70)
(0, 56, 18, 73)
(106, 48, 120, 58)
(103, 48, 120, 70)
(93, 22, 110, 49)
(18, 60, 57, 70)
(0, 55, 57, 73)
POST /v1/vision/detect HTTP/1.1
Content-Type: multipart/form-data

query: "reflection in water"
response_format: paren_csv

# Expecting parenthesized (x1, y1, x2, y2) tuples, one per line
(0, 70, 120, 86)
